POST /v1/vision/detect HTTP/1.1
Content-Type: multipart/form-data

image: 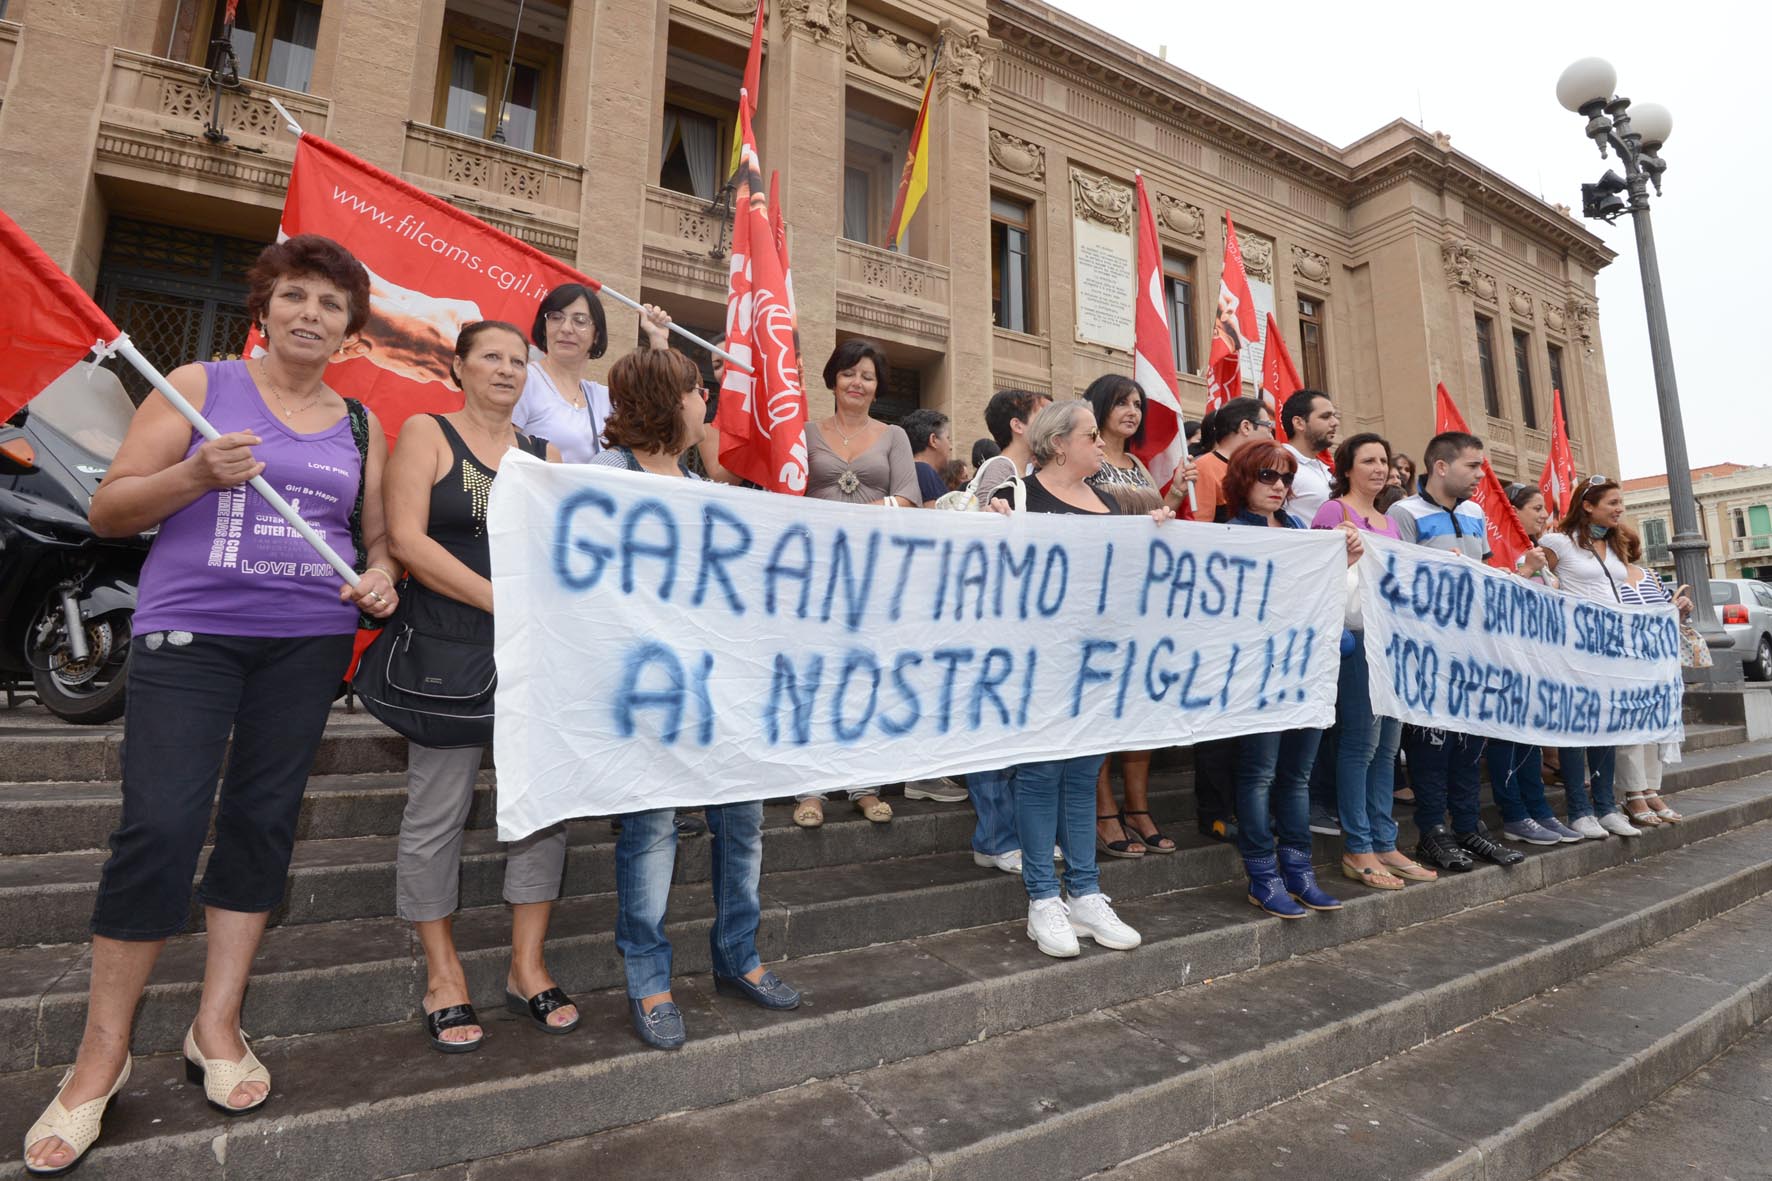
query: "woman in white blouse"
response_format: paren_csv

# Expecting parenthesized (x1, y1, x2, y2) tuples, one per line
(514, 284, 671, 463)
(1540, 476, 1641, 840)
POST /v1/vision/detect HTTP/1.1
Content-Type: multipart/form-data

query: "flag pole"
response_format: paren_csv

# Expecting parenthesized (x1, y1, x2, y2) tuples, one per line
(113, 338, 362, 587)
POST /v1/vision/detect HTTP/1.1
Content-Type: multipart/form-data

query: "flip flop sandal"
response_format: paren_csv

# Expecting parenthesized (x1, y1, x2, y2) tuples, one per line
(423, 1004, 484, 1054)
(1121, 810, 1177, 853)
(1341, 859, 1405, 890)
(506, 986, 580, 1035)
(1378, 858, 1438, 883)
(1096, 813, 1145, 859)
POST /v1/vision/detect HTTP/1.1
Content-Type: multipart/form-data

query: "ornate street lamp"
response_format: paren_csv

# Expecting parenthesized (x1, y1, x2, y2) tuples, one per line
(1556, 58, 1735, 676)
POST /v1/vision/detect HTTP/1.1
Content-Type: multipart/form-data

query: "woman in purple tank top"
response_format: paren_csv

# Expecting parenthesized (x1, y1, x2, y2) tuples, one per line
(24, 236, 398, 1177)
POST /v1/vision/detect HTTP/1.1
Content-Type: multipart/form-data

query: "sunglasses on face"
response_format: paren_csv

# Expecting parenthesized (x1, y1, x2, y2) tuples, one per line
(1255, 468, 1295, 487)
(1074, 427, 1101, 442)
(1256, 420, 1276, 433)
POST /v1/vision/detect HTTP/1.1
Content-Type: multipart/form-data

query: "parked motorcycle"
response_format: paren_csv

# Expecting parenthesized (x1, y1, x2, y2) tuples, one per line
(0, 364, 149, 723)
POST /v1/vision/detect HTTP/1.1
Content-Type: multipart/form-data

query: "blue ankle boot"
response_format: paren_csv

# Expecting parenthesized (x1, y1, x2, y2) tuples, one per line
(1244, 854, 1307, 919)
(1278, 846, 1343, 911)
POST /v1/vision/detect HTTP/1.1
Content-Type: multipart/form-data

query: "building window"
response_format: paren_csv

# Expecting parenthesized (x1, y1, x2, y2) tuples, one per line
(1163, 254, 1196, 374)
(203, 0, 323, 92)
(844, 92, 913, 249)
(1643, 517, 1668, 551)
(659, 104, 724, 200)
(1512, 328, 1537, 429)
(1298, 296, 1327, 390)
(843, 168, 872, 243)
(434, 17, 560, 154)
(991, 196, 1033, 335)
(1475, 314, 1501, 418)
(1547, 343, 1571, 439)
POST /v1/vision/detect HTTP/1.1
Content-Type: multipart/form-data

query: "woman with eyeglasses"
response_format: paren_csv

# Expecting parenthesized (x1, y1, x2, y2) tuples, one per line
(514, 284, 671, 463)
(1539, 476, 1643, 840)
(1222, 442, 1362, 917)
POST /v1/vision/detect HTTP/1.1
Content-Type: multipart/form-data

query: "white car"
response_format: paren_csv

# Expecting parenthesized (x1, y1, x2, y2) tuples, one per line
(1711, 579, 1772, 681)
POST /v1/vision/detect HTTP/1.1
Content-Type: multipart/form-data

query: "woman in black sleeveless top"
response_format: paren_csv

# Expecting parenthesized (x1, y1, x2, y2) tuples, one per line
(384, 321, 573, 1053)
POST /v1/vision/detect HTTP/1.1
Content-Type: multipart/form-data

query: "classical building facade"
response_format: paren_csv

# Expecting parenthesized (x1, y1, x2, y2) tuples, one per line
(0, 0, 1618, 480)
(1624, 463, 1772, 582)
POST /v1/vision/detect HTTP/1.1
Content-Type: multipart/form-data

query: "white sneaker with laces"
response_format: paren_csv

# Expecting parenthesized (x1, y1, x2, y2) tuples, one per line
(1598, 811, 1642, 838)
(904, 777, 969, 802)
(973, 849, 1023, 874)
(1026, 898, 1079, 958)
(1067, 892, 1141, 950)
(1571, 815, 1609, 839)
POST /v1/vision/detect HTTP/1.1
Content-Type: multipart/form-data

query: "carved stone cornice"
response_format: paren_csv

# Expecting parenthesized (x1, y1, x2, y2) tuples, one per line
(1507, 284, 1534, 322)
(935, 26, 996, 102)
(1155, 193, 1205, 241)
(845, 17, 928, 83)
(1070, 169, 1132, 232)
(780, 0, 840, 44)
(1291, 244, 1330, 287)
(988, 128, 1044, 183)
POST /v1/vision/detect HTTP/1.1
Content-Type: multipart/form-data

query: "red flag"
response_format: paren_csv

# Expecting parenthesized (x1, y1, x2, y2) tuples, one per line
(1129, 175, 1185, 492)
(270, 134, 603, 441)
(1433, 383, 1533, 570)
(727, 1, 766, 179)
(1261, 311, 1302, 444)
(716, 106, 809, 493)
(0, 208, 123, 422)
(768, 170, 795, 322)
(1204, 214, 1259, 413)
(1539, 388, 1577, 516)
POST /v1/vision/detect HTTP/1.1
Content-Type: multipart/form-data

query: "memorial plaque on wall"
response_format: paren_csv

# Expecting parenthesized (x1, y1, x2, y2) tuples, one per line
(1070, 170, 1135, 351)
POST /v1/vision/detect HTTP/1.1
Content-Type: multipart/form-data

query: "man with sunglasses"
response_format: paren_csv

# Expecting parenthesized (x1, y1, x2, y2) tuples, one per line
(1386, 431, 1527, 874)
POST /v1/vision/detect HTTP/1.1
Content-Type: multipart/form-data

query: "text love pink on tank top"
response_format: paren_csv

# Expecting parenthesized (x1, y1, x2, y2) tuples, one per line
(133, 361, 361, 638)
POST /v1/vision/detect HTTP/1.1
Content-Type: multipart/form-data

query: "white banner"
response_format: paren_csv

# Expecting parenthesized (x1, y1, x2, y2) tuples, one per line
(1359, 534, 1685, 748)
(488, 453, 1346, 839)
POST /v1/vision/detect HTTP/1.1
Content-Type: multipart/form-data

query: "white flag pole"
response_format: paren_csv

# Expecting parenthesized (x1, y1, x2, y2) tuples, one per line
(595, 284, 752, 374)
(113, 338, 362, 587)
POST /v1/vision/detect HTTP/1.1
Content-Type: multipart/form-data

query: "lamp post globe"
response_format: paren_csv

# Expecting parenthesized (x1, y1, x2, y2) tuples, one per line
(1631, 102, 1674, 149)
(1557, 57, 1617, 111)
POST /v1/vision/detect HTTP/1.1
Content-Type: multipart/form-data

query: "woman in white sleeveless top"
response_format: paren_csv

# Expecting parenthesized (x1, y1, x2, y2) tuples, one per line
(514, 284, 671, 462)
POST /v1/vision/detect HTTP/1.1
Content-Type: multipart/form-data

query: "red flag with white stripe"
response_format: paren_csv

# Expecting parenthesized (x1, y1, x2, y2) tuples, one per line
(1205, 214, 1260, 414)
(1130, 174, 1185, 492)
(1539, 389, 1577, 516)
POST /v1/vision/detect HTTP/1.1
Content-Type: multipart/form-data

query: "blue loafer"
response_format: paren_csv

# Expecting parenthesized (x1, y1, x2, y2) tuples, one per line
(629, 999, 686, 1050)
(714, 970, 802, 1011)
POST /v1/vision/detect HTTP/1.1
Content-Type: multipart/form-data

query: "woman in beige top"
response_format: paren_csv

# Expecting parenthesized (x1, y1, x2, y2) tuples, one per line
(794, 339, 921, 829)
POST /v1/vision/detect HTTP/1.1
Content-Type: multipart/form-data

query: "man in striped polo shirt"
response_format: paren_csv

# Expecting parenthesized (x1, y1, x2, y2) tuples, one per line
(1386, 431, 1526, 873)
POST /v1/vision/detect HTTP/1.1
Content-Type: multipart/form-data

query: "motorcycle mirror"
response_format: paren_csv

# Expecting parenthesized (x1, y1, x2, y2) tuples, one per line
(0, 437, 38, 472)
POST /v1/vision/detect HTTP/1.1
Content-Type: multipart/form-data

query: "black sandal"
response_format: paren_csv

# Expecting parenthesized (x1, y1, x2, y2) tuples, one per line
(424, 1003, 484, 1054)
(505, 986, 580, 1035)
(1096, 813, 1145, 859)
(1121, 810, 1177, 853)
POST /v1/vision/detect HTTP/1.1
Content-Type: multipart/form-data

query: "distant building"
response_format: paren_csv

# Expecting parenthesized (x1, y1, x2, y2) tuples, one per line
(1623, 463, 1772, 581)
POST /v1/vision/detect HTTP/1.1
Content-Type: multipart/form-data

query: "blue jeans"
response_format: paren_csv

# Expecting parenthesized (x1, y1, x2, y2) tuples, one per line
(1405, 727, 1486, 835)
(967, 766, 1019, 856)
(1234, 728, 1323, 859)
(1562, 746, 1618, 820)
(1486, 740, 1556, 824)
(614, 801, 764, 998)
(1334, 644, 1402, 854)
(1014, 754, 1104, 901)
(1309, 724, 1339, 817)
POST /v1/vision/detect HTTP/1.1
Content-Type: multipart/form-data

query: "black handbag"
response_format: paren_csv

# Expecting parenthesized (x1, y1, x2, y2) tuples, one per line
(353, 583, 495, 749)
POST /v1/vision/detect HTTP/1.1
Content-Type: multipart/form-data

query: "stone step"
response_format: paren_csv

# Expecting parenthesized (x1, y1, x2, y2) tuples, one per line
(409, 816, 1772, 1181)
(1105, 899, 1772, 1181)
(1679, 720, 1748, 752)
(4, 778, 1770, 1180)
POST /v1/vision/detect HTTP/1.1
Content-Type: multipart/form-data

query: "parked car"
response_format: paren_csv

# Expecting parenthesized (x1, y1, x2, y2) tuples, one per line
(1711, 579, 1772, 681)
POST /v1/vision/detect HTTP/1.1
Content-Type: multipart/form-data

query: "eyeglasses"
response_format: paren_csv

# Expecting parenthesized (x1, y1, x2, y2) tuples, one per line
(1255, 468, 1295, 487)
(1255, 420, 1276, 433)
(1075, 427, 1101, 442)
(544, 310, 595, 329)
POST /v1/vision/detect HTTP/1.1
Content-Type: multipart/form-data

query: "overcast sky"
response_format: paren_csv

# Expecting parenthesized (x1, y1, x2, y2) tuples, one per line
(1052, 0, 1771, 479)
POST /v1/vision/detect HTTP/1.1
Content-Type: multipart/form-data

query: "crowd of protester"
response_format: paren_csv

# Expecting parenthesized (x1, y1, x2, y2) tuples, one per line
(21, 234, 1699, 1175)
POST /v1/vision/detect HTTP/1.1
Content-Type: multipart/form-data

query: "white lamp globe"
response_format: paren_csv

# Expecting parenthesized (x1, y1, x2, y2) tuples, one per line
(1631, 102, 1673, 148)
(1557, 58, 1617, 112)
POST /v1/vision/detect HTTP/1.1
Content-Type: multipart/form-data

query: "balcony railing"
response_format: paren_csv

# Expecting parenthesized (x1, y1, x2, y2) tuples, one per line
(0, 20, 20, 107)
(641, 185, 732, 298)
(1730, 534, 1772, 556)
(837, 239, 950, 306)
(402, 124, 582, 258)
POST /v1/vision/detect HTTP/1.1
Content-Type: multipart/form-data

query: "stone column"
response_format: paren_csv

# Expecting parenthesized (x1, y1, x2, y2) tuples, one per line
(0, 0, 132, 283)
(317, 0, 438, 167)
(922, 23, 995, 426)
(762, 0, 844, 415)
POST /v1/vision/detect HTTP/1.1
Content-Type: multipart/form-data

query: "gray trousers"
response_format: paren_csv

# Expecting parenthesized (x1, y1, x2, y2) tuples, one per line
(397, 742, 569, 923)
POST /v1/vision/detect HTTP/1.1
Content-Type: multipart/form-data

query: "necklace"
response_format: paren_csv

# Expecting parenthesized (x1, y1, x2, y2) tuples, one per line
(543, 361, 586, 410)
(258, 360, 321, 419)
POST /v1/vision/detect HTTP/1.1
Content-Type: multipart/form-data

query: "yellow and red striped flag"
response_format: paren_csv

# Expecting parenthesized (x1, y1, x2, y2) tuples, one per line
(884, 42, 939, 252)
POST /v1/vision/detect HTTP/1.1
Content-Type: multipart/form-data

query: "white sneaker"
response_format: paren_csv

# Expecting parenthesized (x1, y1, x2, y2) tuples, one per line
(1053, 845, 1065, 862)
(973, 849, 1023, 874)
(1598, 811, 1642, 838)
(1027, 898, 1079, 958)
(904, 777, 969, 802)
(1571, 815, 1609, 839)
(1067, 892, 1142, 950)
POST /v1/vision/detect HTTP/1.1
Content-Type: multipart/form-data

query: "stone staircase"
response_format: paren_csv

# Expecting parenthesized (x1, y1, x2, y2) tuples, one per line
(1, 699, 1770, 1179)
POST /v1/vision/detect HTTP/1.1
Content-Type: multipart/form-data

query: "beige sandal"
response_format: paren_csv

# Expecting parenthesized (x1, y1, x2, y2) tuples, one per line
(1644, 791, 1682, 822)
(792, 800, 824, 828)
(854, 795, 893, 823)
(1341, 858, 1405, 890)
(183, 1026, 270, 1116)
(1378, 856, 1438, 883)
(24, 1056, 131, 1176)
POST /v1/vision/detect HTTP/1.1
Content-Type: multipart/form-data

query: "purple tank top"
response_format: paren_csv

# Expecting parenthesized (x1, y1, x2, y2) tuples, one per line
(134, 361, 361, 637)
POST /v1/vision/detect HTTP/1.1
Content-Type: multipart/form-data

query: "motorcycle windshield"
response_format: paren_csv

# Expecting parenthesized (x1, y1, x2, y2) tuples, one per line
(26, 363, 135, 467)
